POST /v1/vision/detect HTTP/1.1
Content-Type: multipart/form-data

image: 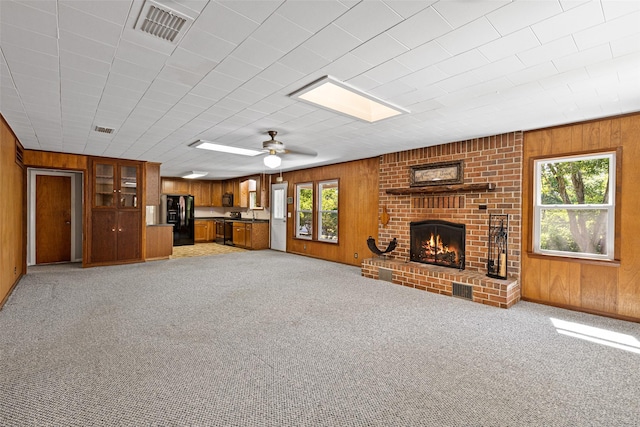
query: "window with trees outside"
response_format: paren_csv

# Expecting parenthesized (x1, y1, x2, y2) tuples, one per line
(534, 151, 616, 260)
(296, 183, 313, 239)
(318, 180, 338, 242)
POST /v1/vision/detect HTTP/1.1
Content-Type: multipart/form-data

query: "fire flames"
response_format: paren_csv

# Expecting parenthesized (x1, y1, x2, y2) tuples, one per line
(420, 232, 460, 266)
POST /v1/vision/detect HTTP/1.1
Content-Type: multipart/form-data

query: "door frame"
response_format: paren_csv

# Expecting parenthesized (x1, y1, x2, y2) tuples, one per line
(27, 169, 84, 265)
(270, 182, 288, 252)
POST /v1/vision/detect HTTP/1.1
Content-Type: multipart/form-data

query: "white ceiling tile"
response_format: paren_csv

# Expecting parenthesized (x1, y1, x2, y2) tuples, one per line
(394, 41, 451, 71)
(276, 0, 349, 33)
(436, 50, 489, 76)
(12, 74, 59, 96)
(60, 50, 111, 78)
(15, 0, 57, 16)
(215, 56, 263, 83)
(539, 68, 590, 90)
(0, 57, 57, 82)
(473, 56, 526, 82)
(0, 23, 58, 56)
(105, 72, 152, 94)
(278, 46, 327, 75)
(250, 13, 313, 53)
(553, 44, 612, 73)
(363, 60, 412, 85)
(217, 0, 283, 25)
(517, 36, 578, 67)
(559, 0, 591, 12)
(59, 0, 131, 25)
(195, 1, 259, 45)
(165, 48, 218, 76)
(382, 0, 434, 19)
(507, 62, 559, 86)
(531, 1, 605, 44)
(610, 34, 640, 58)
(386, 6, 452, 49)
(436, 18, 500, 56)
(111, 58, 161, 82)
(398, 65, 448, 89)
(61, 66, 108, 88)
(321, 53, 375, 81)
(0, 1, 57, 38)
(333, 0, 403, 42)
(230, 37, 285, 69)
(58, 30, 118, 62)
(432, 0, 509, 28)
(601, 0, 640, 20)
(115, 39, 170, 71)
(486, 1, 563, 36)
(301, 24, 361, 62)
(189, 82, 231, 100)
(351, 34, 409, 65)
(437, 72, 482, 94)
(478, 28, 540, 62)
(258, 62, 305, 87)
(573, 11, 640, 51)
(180, 28, 237, 62)
(58, 3, 124, 47)
(156, 65, 206, 87)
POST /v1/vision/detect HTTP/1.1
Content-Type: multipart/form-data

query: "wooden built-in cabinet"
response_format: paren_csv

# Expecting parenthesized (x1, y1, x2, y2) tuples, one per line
(233, 221, 269, 249)
(191, 180, 212, 207)
(195, 219, 215, 242)
(89, 158, 142, 265)
(160, 174, 269, 208)
(161, 178, 189, 195)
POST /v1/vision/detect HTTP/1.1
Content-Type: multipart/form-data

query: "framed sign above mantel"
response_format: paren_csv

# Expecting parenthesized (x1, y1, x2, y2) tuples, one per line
(410, 160, 463, 187)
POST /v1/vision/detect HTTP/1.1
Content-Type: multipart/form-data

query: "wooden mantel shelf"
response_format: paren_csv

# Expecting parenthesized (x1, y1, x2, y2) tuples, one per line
(386, 183, 496, 195)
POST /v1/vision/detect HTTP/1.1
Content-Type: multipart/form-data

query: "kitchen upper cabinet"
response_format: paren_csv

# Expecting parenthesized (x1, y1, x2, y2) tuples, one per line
(161, 178, 189, 195)
(211, 181, 223, 207)
(224, 179, 241, 207)
(190, 180, 211, 206)
(89, 158, 142, 265)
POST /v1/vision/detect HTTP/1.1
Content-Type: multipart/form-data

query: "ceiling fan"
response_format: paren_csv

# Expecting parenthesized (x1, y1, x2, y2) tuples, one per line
(260, 130, 316, 169)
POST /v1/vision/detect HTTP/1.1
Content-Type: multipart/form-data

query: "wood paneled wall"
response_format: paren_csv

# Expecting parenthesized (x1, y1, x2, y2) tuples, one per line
(281, 158, 379, 266)
(0, 115, 26, 307)
(522, 113, 640, 321)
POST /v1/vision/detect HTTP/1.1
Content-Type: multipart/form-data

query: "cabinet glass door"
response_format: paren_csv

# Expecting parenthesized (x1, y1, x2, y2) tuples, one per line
(119, 165, 138, 208)
(95, 163, 115, 207)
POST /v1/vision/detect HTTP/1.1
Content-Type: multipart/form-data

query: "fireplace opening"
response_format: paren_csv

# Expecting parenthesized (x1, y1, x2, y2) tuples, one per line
(410, 220, 465, 269)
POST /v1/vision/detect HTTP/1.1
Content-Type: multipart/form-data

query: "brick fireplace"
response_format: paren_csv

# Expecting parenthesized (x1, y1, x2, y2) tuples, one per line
(362, 133, 523, 308)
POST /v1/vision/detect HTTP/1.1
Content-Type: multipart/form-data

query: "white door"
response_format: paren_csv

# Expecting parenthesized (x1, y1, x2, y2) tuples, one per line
(270, 182, 287, 251)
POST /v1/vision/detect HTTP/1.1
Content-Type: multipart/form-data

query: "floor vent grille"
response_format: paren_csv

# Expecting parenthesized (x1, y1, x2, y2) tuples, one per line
(453, 282, 472, 300)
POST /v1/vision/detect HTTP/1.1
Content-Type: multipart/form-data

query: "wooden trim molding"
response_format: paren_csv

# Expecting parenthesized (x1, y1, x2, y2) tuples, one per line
(386, 182, 496, 195)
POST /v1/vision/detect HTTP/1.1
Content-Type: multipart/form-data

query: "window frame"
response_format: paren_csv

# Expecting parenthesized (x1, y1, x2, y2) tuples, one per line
(295, 182, 313, 240)
(533, 151, 616, 261)
(317, 179, 339, 243)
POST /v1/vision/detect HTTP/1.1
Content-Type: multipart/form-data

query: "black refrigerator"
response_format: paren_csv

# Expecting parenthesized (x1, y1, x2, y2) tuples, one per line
(161, 194, 195, 246)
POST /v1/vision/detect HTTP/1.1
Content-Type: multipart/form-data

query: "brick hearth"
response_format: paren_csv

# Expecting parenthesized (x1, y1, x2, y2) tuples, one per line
(362, 257, 520, 308)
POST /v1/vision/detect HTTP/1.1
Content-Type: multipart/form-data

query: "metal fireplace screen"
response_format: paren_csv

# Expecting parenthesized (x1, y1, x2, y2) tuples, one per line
(410, 220, 465, 270)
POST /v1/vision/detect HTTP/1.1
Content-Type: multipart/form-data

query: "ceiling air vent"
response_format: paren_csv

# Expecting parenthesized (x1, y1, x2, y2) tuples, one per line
(134, 0, 194, 43)
(94, 126, 115, 134)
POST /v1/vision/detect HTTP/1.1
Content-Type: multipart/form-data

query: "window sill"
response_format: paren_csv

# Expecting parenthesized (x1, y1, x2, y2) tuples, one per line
(526, 251, 620, 267)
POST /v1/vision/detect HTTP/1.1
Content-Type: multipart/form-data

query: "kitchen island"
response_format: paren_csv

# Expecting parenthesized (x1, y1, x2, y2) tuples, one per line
(194, 217, 269, 249)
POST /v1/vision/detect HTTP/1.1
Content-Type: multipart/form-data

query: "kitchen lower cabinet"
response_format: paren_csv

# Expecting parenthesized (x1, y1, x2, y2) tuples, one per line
(232, 221, 269, 249)
(90, 210, 141, 264)
(195, 220, 214, 242)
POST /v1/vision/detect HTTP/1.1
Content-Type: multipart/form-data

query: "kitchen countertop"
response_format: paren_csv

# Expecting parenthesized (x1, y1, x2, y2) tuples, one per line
(195, 217, 269, 223)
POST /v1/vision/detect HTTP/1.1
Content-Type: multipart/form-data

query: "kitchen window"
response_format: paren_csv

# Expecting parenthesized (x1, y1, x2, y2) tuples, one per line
(318, 180, 338, 242)
(296, 182, 313, 239)
(533, 151, 616, 260)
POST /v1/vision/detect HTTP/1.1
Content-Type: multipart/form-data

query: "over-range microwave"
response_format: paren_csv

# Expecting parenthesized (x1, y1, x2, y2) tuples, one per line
(222, 192, 234, 207)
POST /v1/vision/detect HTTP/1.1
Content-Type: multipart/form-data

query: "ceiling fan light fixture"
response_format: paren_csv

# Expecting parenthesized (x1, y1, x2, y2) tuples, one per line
(264, 153, 281, 169)
(190, 140, 263, 156)
(182, 171, 208, 179)
(289, 75, 408, 123)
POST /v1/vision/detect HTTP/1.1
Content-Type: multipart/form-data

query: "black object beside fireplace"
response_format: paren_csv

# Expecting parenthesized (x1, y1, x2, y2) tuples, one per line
(410, 220, 465, 270)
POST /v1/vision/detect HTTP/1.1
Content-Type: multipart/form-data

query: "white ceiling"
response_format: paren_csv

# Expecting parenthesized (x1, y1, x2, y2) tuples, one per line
(1, 0, 639, 179)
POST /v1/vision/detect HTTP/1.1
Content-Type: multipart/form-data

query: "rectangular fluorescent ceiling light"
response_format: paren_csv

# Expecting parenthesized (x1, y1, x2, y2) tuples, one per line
(190, 140, 263, 156)
(289, 75, 408, 123)
(182, 171, 208, 179)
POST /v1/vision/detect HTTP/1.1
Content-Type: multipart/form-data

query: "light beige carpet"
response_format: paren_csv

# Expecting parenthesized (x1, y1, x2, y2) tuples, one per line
(170, 242, 246, 259)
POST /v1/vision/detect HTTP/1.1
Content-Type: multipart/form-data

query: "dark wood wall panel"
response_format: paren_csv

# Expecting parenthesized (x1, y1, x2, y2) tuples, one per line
(522, 112, 640, 321)
(281, 158, 379, 266)
(0, 115, 26, 307)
